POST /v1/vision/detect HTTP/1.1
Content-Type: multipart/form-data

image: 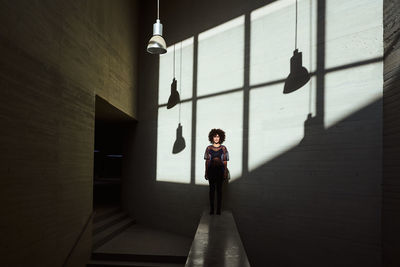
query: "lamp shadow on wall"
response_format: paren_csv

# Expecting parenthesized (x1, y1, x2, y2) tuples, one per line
(172, 123, 186, 154)
(167, 78, 180, 109)
(283, 49, 310, 94)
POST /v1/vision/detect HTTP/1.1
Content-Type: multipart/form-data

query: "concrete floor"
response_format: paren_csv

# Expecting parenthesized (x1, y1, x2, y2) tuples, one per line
(95, 224, 192, 257)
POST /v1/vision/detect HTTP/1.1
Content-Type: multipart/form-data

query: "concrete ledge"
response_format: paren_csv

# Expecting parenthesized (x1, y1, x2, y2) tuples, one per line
(185, 211, 250, 267)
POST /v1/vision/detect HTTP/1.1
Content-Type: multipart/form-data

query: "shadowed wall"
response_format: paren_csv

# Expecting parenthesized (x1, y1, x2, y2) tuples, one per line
(383, 0, 400, 266)
(0, 0, 138, 266)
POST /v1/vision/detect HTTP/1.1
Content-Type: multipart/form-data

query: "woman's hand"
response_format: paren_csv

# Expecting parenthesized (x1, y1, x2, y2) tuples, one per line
(204, 173, 208, 180)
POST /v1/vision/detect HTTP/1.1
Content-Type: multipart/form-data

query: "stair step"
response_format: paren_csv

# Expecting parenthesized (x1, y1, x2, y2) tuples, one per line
(91, 253, 187, 264)
(94, 207, 122, 223)
(93, 219, 136, 250)
(93, 212, 130, 235)
(87, 259, 184, 267)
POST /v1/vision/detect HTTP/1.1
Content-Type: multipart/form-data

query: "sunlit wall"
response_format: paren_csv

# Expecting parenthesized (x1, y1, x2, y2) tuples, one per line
(249, 0, 317, 171)
(156, 0, 382, 184)
(156, 38, 194, 183)
(157, 16, 245, 184)
(195, 91, 243, 184)
(197, 16, 244, 96)
(324, 0, 383, 127)
(195, 16, 245, 184)
(248, 0, 382, 171)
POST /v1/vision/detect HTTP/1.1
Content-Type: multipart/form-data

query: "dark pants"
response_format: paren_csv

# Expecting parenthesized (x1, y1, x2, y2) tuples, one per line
(208, 157, 224, 213)
(208, 174, 224, 213)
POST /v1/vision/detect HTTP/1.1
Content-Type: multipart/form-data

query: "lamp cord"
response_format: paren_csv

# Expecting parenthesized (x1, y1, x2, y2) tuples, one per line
(295, 0, 298, 50)
(179, 42, 182, 124)
(308, 0, 312, 114)
(157, 0, 160, 19)
(173, 44, 176, 78)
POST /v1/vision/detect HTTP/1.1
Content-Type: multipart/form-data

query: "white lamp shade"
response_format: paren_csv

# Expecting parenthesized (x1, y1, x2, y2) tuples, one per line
(147, 35, 167, 54)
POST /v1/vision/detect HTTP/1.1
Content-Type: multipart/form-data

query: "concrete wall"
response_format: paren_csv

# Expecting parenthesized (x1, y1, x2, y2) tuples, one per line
(126, 0, 384, 266)
(0, 0, 138, 266)
(383, 0, 400, 266)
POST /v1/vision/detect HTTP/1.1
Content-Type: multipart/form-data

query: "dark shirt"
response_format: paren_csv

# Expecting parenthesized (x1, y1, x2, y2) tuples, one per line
(204, 145, 229, 178)
(204, 145, 229, 161)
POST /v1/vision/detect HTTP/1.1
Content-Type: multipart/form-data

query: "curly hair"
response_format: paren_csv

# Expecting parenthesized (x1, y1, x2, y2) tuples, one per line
(208, 128, 226, 144)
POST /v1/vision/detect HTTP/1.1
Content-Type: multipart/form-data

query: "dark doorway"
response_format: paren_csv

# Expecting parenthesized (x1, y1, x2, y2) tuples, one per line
(93, 95, 135, 209)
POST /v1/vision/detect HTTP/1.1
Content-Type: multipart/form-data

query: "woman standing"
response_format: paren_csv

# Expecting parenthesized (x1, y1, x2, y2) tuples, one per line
(204, 128, 229, 215)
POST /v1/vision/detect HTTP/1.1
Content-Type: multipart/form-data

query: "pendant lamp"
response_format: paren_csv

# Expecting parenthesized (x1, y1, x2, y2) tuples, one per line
(147, 0, 167, 54)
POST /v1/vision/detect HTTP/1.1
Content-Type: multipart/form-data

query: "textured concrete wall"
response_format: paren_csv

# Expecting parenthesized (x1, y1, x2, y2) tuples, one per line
(126, 0, 384, 266)
(383, 0, 400, 266)
(0, 0, 138, 266)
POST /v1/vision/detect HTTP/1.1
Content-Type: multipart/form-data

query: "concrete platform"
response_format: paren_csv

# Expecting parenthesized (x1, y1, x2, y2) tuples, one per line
(185, 211, 250, 267)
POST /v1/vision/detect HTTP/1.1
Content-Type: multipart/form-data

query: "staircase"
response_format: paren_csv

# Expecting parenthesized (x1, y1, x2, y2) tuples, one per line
(87, 207, 188, 267)
(92, 207, 136, 251)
